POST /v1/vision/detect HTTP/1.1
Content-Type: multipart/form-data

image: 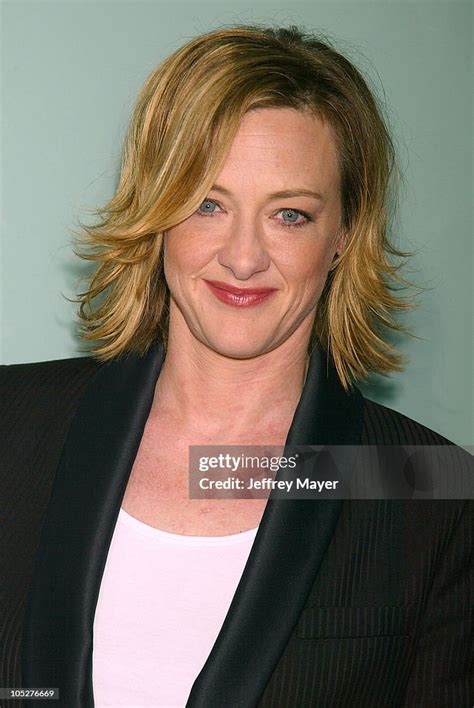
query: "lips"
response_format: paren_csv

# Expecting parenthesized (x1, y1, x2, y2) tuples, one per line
(205, 280, 276, 296)
(203, 280, 277, 308)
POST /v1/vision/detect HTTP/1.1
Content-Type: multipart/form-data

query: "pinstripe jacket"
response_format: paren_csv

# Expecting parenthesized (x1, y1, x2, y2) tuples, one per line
(1, 340, 472, 707)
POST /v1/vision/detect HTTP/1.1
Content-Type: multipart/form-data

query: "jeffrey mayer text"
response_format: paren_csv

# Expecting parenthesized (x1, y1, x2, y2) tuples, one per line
(199, 477, 339, 492)
(248, 478, 339, 491)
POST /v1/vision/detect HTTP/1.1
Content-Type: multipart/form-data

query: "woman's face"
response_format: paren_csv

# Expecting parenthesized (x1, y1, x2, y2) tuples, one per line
(164, 107, 346, 359)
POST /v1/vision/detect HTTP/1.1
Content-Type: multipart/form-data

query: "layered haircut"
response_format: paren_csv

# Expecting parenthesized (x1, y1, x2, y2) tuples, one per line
(74, 24, 415, 391)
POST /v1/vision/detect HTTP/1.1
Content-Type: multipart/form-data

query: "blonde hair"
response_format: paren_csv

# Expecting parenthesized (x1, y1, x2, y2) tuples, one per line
(74, 24, 415, 390)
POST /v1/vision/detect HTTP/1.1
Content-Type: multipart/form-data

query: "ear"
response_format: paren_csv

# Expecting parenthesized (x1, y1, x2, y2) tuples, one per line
(335, 226, 348, 257)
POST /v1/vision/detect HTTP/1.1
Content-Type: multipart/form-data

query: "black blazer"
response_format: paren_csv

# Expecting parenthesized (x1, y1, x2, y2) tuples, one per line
(1, 341, 472, 707)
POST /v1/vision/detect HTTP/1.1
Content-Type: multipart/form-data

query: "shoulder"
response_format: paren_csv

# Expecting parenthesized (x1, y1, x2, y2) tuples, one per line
(0, 353, 101, 378)
(1, 356, 104, 487)
(361, 397, 472, 545)
(0, 354, 102, 395)
(0, 355, 103, 429)
(361, 396, 454, 445)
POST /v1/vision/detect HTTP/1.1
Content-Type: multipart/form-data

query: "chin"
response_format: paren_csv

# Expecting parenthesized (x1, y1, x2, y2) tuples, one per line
(201, 331, 274, 360)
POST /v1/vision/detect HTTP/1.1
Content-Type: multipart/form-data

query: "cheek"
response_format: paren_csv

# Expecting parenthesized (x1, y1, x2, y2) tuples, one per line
(281, 241, 335, 292)
(164, 226, 212, 281)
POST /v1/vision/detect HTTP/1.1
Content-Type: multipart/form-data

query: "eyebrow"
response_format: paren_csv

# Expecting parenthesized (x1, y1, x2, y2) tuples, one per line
(211, 183, 324, 201)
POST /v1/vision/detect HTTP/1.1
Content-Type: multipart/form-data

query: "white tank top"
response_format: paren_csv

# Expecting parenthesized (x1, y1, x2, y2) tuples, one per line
(92, 508, 258, 707)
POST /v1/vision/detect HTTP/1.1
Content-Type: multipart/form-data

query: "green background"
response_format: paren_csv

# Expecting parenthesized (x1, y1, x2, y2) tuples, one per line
(1, 1, 472, 446)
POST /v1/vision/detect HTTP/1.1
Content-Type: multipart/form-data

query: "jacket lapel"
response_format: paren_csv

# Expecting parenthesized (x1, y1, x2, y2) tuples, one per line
(21, 340, 363, 707)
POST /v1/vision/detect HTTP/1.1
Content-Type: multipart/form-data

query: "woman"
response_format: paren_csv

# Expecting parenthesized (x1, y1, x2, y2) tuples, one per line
(1, 25, 471, 708)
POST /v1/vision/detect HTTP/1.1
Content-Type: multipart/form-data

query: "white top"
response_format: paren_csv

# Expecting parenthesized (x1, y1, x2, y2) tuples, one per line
(92, 508, 259, 708)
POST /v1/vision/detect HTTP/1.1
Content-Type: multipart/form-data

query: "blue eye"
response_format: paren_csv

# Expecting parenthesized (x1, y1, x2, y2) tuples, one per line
(281, 209, 300, 223)
(197, 199, 219, 215)
(278, 209, 312, 229)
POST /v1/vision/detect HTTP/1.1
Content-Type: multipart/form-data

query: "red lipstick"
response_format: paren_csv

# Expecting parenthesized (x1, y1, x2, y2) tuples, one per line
(203, 280, 277, 308)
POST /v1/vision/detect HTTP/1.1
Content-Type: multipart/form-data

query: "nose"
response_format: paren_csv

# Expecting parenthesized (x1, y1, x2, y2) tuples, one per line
(217, 214, 271, 280)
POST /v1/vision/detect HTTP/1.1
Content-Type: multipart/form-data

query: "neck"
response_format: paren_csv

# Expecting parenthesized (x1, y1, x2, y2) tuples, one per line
(151, 313, 313, 438)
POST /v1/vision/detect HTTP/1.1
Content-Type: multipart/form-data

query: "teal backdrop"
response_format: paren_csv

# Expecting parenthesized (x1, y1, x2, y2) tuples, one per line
(1, 1, 472, 446)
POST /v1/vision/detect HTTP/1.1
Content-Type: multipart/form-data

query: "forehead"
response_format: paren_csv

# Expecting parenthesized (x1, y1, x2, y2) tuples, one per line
(219, 107, 341, 192)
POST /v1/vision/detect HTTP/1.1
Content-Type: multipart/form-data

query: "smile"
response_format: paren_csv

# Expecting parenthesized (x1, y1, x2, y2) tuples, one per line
(203, 280, 277, 308)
